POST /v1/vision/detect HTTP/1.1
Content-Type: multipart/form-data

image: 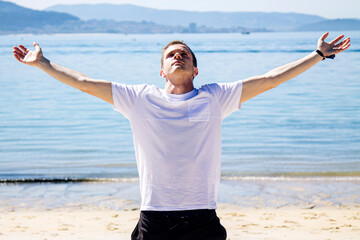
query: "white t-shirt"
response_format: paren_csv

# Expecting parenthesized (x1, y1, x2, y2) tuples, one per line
(112, 81, 243, 211)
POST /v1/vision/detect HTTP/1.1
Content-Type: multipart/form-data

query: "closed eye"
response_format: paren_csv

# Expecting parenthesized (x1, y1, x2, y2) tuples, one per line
(167, 51, 189, 58)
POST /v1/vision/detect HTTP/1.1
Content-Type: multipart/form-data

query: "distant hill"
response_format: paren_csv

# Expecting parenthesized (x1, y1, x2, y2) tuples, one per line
(295, 19, 360, 31)
(0, 0, 78, 32)
(0, 1, 265, 34)
(3, 1, 358, 34)
(46, 4, 326, 31)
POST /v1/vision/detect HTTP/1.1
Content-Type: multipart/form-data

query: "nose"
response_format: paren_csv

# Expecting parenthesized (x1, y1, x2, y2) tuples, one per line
(174, 52, 182, 59)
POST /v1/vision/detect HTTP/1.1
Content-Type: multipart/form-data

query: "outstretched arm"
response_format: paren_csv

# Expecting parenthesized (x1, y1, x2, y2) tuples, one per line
(13, 42, 113, 104)
(240, 32, 351, 104)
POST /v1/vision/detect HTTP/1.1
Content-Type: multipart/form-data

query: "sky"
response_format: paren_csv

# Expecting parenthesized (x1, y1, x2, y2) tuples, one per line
(6, 0, 360, 19)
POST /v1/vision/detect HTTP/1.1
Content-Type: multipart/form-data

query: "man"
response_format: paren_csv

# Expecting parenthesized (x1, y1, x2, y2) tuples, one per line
(13, 32, 350, 240)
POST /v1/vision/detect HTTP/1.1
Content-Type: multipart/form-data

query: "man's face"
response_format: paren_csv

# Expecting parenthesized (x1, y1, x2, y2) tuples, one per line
(160, 44, 198, 81)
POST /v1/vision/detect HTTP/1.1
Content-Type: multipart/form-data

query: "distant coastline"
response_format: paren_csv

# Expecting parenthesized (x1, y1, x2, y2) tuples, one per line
(1, 1, 360, 35)
(0, 19, 269, 35)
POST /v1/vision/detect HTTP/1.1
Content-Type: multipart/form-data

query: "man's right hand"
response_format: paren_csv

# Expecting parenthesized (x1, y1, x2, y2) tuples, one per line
(12, 41, 113, 105)
(13, 42, 46, 67)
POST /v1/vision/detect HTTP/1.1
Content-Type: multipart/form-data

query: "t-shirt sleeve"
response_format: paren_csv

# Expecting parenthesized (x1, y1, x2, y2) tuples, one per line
(111, 82, 146, 119)
(205, 80, 243, 119)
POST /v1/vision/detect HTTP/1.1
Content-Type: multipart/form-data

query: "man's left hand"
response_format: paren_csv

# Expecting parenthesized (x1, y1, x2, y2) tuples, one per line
(317, 32, 351, 57)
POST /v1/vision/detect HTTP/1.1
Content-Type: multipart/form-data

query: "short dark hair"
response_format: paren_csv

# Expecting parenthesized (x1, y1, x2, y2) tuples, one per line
(161, 40, 197, 68)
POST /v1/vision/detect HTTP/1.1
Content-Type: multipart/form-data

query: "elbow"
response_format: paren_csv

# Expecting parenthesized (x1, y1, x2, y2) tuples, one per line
(78, 77, 93, 93)
(262, 74, 279, 90)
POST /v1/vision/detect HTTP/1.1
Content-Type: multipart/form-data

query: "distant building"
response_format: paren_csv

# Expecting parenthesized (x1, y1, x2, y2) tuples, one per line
(188, 23, 197, 33)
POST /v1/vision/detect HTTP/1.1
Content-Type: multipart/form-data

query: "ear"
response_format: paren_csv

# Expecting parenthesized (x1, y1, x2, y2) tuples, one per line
(160, 69, 166, 79)
(193, 67, 199, 78)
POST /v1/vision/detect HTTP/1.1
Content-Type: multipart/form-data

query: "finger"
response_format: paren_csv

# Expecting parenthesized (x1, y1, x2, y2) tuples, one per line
(13, 47, 26, 57)
(340, 43, 351, 51)
(13, 53, 24, 62)
(334, 41, 350, 50)
(13, 49, 22, 58)
(334, 38, 349, 47)
(334, 43, 351, 54)
(329, 35, 344, 45)
(18, 44, 29, 53)
(13, 46, 21, 52)
(33, 41, 40, 51)
(342, 37, 350, 44)
(13, 46, 23, 53)
(13, 47, 22, 53)
(320, 32, 329, 41)
(335, 38, 351, 49)
(333, 44, 350, 52)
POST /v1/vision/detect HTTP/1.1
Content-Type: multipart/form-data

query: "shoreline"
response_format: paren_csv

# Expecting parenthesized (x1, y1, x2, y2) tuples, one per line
(1, 177, 360, 210)
(1, 204, 359, 240)
(2, 174, 360, 183)
(1, 178, 359, 239)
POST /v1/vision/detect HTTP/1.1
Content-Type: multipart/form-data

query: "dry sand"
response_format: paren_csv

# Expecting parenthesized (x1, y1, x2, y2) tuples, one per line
(0, 204, 359, 240)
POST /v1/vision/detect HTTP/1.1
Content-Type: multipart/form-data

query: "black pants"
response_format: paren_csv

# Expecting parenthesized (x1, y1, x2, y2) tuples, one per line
(131, 209, 227, 240)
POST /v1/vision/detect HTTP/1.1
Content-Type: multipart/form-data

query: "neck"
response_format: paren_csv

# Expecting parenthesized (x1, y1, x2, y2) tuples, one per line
(164, 79, 194, 94)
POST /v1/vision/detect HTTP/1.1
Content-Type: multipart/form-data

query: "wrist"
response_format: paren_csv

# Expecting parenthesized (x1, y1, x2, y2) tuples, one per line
(315, 49, 335, 60)
(36, 57, 50, 68)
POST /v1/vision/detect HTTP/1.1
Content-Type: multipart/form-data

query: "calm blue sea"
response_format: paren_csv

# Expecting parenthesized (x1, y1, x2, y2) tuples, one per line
(1, 31, 360, 183)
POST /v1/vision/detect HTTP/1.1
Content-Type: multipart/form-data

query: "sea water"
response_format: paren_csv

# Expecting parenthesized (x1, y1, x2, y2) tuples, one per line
(0, 32, 360, 208)
(0, 32, 360, 210)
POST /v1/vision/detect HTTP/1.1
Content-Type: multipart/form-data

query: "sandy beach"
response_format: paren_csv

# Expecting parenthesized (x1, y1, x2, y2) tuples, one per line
(1, 204, 359, 240)
(1, 178, 360, 239)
